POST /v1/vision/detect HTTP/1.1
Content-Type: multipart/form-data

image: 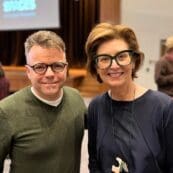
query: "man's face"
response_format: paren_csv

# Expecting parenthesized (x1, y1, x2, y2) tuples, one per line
(26, 45, 68, 101)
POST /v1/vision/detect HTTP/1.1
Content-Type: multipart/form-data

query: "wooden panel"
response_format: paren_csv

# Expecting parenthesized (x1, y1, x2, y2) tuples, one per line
(99, 0, 120, 24)
(77, 73, 108, 97)
(3, 66, 29, 92)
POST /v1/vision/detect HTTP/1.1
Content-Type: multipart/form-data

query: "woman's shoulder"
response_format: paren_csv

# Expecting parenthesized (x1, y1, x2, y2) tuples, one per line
(136, 86, 172, 106)
(91, 91, 108, 101)
(88, 92, 109, 108)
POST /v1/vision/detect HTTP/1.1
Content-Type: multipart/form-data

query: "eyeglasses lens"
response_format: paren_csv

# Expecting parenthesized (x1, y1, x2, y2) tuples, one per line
(116, 52, 131, 66)
(33, 64, 47, 74)
(52, 62, 67, 72)
(97, 55, 111, 69)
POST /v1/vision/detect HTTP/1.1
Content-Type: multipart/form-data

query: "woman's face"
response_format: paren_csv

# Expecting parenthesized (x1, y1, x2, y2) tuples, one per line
(96, 39, 134, 88)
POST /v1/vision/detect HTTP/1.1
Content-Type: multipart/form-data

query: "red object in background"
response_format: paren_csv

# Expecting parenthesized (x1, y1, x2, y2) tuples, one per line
(0, 64, 10, 100)
(0, 77, 10, 100)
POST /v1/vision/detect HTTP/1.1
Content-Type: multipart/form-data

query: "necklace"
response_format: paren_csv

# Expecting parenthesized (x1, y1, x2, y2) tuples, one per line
(110, 87, 136, 173)
(109, 83, 136, 101)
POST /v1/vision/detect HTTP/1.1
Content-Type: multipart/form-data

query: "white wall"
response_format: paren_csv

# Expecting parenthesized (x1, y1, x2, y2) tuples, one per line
(121, 0, 173, 89)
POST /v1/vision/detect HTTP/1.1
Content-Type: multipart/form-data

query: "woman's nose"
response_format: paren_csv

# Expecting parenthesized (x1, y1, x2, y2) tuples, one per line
(111, 59, 119, 68)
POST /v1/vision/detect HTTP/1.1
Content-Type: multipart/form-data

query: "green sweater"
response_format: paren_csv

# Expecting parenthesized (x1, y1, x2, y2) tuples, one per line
(0, 86, 86, 173)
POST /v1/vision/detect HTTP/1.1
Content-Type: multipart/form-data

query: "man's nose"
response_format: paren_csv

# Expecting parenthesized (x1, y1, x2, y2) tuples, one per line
(45, 66, 54, 75)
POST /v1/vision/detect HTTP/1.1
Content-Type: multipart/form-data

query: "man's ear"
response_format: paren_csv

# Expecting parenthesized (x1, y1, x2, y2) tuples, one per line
(25, 65, 31, 80)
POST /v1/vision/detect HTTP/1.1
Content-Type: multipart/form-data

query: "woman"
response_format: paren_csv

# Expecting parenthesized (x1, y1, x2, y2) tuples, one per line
(85, 23, 173, 173)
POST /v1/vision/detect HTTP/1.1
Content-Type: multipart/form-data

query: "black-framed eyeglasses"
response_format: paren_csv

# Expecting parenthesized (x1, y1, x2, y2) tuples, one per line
(95, 50, 139, 69)
(27, 62, 68, 75)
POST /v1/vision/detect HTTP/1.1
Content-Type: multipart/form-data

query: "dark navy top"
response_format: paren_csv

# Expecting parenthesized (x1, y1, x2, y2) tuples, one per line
(87, 90, 173, 173)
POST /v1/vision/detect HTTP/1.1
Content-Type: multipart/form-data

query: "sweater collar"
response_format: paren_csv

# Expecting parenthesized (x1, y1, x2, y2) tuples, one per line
(31, 87, 63, 107)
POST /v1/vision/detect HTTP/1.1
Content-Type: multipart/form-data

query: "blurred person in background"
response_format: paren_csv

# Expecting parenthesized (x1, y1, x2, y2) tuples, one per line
(155, 36, 173, 97)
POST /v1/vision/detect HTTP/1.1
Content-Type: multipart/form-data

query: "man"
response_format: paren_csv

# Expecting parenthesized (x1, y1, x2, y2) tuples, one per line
(0, 31, 87, 173)
(155, 36, 173, 97)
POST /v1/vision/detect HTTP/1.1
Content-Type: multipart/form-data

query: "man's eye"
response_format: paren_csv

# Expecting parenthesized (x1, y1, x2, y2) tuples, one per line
(53, 63, 64, 68)
(34, 65, 45, 70)
(54, 64, 62, 68)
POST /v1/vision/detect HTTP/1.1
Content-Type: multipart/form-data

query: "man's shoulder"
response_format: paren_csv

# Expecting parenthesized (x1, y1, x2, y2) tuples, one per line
(63, 86, 86, 104)
(0, 87, 30, 108)
(63, 86, 80, 96)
